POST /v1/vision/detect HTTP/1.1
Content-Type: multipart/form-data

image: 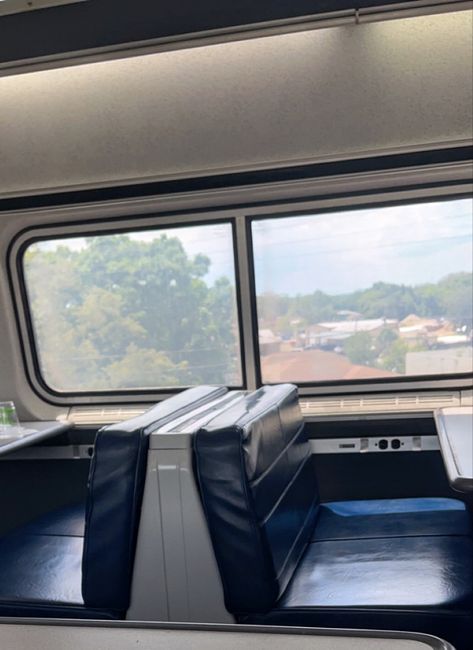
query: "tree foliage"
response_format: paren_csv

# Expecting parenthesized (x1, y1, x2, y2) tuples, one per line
(24, 229, 472, 390)
(24, 235, 240, 390)
(258, 272, 473, 328)
(343, 332, 377, 367)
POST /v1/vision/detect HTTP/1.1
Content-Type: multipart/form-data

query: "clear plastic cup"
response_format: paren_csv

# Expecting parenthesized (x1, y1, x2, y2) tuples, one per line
(0, 401, 22, 438)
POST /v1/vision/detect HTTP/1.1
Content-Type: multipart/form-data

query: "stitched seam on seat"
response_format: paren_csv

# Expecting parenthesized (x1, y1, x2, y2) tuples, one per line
(81, 427, 103, 603)
(323, 498, 466, 517)
(32, 532, 84, 538)
(270, 606, 472, 617)
(205, 386, 297, 436)
(275, 481, 318, 582)
(237, 428, 279, 606)
(313, 532, 471, 542)
(250, 422, 305, 488)
(123, 431, 147, 601)
(193, 430, 234, 609)
(194, 425, 277, 612)
(312, 532, 471, 542)
(238, 389, 297, 431)
(262, 451, 311, 525)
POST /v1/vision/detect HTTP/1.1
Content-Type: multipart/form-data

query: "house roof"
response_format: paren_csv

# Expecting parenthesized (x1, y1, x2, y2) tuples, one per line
(261, 349, 398, 383)
(317, 318, 397, 334)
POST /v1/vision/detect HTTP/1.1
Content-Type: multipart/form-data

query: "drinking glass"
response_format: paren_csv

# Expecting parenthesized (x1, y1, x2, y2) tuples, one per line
(0, 401, 21, 438)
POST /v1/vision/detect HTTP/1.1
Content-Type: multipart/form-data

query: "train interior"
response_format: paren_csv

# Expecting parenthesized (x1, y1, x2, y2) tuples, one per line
(0, 1, 472, 649)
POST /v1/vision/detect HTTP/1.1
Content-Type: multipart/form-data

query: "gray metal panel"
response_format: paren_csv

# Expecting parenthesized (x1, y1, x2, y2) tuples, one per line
(126, 450, 170, 621)
(0, 620, 455, 650)
(0, 11, 471, 197)
(0, 421, 70, 456)
(435, 407, 473, 491)
(311, 435, 440, 454)
(128, 444, 231, 622)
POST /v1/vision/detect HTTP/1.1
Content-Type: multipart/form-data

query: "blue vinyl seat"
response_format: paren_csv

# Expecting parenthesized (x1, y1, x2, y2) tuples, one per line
(19, 502, 86, 537)
(0, 385, 227, 619)
(313, 496, 471, 541)
(194, 384, 473, 650)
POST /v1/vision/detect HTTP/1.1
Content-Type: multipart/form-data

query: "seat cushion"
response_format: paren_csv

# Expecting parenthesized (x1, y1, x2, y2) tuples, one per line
(0, 531, 118, 619)
(83, 385, 227, 611)
(243, 535, 473, 649)
(19, 503, 86, 537)
(313, 497, 471, 541)
(194, 384, 319, 614)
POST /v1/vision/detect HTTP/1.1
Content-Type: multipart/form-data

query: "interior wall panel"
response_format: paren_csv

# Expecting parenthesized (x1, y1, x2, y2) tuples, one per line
(0, 10, 472, 198)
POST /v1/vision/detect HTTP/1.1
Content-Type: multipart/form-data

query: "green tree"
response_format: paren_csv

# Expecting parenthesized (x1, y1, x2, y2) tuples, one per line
(343, 332, 377, 367)
(24, 233, 240, 389)
(436, 273, 473, 325)
(376, 328, 398, 351)
(104, 344, 186, 389)
(380, 339, 410, 374)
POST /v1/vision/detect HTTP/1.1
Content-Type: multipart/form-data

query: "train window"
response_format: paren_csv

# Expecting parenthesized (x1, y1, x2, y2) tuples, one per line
(252, 197, 473, 385)
(22, 223, 242, 392)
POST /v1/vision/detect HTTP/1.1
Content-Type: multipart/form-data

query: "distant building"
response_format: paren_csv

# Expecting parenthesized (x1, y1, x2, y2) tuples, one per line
(258, 329, 282, 356)
(400, 314, 441, 331)
(398, 315, 469, 347)
(335, 310, 362, 320)
(436, 334, 470, 345)
(306, 318, 397, 348)
(399, 314, 442, 340)
(318, 318, 398, 334)
(406, 347, 472, 375)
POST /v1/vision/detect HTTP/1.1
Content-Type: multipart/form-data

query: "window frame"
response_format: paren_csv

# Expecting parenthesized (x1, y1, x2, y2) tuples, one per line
(7, 162, 472, 405)
(13, 216, 247, 402)
(248, 193, 473, 392)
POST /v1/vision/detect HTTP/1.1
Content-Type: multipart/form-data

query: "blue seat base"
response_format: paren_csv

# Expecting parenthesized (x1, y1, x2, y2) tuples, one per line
(313, 497, 471, 541)
(19, 503, 86, 537)
(243, 535, 473, 650)
(0, 509, 119, 619)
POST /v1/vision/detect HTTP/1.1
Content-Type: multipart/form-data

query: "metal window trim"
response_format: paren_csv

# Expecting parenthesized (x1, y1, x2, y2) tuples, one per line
(11, 216, 246, 404)
(0, 1, 470, 78)
(248, 188, 473, 393)
(3, 160, 472, 221)
(1, 141, 472, 203)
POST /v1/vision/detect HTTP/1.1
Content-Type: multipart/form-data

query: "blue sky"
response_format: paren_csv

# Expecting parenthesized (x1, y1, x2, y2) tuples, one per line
(34, 222, 236, 287)
(252, 198, 473, 295)
(33, 198, 472, 296)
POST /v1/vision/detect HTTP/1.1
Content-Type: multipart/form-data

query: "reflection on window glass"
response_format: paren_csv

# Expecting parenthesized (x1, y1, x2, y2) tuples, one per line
(23, 223, 242, 391)
(252, 198, 473, 384)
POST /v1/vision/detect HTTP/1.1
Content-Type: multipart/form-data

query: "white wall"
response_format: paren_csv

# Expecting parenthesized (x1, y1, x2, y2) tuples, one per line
(0, 10, 472, 198)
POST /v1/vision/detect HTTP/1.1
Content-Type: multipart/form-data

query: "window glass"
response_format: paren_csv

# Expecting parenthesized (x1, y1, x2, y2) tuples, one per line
(23, 223, 242, 391)
(252, 198, 473, 383)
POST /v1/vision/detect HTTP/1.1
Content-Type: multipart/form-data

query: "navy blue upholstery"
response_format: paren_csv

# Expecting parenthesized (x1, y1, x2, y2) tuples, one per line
(0, 530, 116, 619)
(82, 384, 226, 611)
(0, 385, 227, 618)
(194, 383, 473, 649)
(20, 503, 86, 537)
(313, 497, 471, 541)
(194, 384, 319, 613)
(244, 536, 473, 650)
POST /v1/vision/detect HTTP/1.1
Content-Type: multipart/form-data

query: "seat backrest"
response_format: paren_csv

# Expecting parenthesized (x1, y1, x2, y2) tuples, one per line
(82, 385, 227, 612)
(194, 383, 319, 615)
